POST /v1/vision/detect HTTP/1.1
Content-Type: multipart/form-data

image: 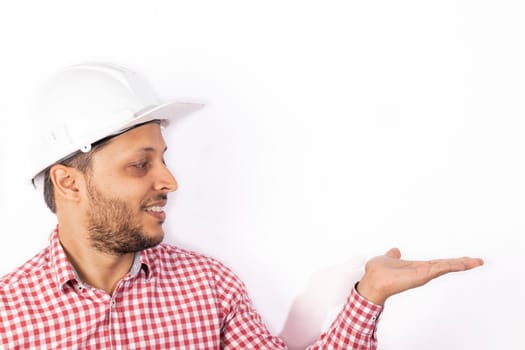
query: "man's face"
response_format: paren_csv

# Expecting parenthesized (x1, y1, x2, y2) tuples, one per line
(82, 122, 177, 255)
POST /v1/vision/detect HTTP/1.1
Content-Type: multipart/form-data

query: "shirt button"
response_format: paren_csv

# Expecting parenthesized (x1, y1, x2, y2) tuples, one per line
(371, 315, 377, 321)
(111, 300, 116, 307)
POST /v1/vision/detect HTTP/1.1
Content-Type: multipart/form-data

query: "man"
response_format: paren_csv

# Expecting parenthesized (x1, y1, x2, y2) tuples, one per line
(0, 63, 483, 349)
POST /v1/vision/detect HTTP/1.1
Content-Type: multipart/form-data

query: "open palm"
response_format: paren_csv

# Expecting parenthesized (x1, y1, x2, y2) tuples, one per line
(357, 248, 484, 305)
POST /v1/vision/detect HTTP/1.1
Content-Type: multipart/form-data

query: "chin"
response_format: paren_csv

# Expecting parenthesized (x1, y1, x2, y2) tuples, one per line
(146, 226, 165, 240)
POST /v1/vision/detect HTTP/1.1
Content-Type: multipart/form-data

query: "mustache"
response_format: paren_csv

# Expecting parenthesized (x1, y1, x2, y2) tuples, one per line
(141, 194, 168, 207)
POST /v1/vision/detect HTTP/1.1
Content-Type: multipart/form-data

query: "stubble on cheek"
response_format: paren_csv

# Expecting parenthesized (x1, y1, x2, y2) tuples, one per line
(85, 179, 162, 255)
(86, 199, 146, 255)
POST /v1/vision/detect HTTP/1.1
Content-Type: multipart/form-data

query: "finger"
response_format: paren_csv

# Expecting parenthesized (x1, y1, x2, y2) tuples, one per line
(385, 247, 401, 259)
(428, 257, 484, 276)
(455, 257, 484, 270)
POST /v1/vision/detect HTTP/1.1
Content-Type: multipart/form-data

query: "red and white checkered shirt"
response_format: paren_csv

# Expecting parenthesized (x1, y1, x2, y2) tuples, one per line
(1, 228, 383, 349)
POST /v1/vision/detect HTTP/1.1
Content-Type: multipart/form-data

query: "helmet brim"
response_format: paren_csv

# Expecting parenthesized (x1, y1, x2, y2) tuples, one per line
(120, 100, 204, 131)
(31, 100, 204, 191)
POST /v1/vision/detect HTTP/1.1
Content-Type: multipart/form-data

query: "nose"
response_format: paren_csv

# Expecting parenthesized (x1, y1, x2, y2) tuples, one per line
(154, 163, 178, 192)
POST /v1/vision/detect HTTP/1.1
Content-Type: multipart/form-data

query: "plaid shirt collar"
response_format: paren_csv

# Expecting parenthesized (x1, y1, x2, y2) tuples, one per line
(48, 226, 153, 292)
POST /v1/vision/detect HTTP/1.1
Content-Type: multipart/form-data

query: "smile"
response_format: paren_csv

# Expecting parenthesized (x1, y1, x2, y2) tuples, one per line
(144, 206, 164, 212)
(143, 205, 166, 223)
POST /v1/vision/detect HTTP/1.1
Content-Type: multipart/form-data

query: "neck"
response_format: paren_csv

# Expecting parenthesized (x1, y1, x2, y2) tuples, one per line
(57, 225, 135, 295)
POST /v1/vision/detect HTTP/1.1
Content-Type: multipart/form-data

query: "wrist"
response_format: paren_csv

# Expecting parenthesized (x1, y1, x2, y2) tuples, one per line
(356, 279, 387, 306)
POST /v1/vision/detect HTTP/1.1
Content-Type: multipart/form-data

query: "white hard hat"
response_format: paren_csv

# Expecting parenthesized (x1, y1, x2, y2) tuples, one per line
(30, 63, 203, 191)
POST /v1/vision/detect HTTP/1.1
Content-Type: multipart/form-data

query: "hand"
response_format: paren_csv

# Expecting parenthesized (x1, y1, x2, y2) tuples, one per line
(356, 248, 484, 305)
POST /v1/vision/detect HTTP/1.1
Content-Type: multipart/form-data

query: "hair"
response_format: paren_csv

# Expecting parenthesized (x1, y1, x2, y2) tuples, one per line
(43, 138, 112, 213)
(42, 119, 162, 213)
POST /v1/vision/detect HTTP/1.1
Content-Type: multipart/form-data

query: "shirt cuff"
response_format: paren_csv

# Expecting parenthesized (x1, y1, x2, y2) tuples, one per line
(340, 286, 384, 335)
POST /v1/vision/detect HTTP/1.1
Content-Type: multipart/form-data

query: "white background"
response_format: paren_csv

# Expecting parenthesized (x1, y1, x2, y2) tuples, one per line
(0, 1, 522, 349)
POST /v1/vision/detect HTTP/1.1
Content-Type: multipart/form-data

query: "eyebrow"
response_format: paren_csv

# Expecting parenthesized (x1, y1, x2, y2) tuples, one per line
(137, 146, 168, 153)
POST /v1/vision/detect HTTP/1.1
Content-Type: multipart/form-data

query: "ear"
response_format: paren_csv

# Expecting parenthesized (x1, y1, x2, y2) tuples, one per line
(49, 164, 83, 204)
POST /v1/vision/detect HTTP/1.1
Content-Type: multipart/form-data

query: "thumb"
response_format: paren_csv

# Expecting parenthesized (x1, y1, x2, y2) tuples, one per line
(385, 247, 401, 259)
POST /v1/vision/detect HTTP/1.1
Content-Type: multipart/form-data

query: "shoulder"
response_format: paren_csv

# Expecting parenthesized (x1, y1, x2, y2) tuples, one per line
(152, 244, 252, 313)
(144, 243, 246, 293)
(0, 248, 50, 290)
(0, 248, 51, 314)
(146, 244, 238, 277)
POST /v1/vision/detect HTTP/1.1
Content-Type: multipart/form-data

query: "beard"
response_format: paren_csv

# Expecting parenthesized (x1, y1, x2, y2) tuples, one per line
(85, 176, 165, 256)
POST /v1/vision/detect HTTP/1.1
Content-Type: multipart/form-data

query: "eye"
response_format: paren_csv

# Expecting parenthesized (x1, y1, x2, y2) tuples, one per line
(132, 161, 149, 170)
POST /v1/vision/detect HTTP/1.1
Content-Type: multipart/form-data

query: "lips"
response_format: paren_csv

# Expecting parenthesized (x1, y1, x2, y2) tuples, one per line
(142, 199, 167, 222)
(142, 198, 167, 209)
(143, 206, 166, 222)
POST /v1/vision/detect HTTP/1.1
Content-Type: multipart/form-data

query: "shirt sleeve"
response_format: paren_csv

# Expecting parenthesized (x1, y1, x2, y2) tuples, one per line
(215, 261, 383, 350)
(304, 288, 383, 350)
(216, 262, 288, 349)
